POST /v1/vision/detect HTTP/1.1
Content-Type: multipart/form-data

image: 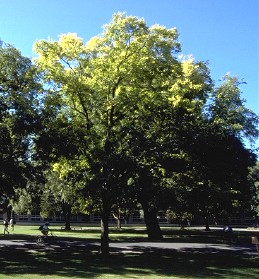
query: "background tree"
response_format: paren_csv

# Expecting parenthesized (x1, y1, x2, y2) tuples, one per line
(249, 161, 259, 224)
(169, 74, 259, 230)
(0, 43, 41, 216)
(208, 75, 258, 144)
(44, 160, 86, 230)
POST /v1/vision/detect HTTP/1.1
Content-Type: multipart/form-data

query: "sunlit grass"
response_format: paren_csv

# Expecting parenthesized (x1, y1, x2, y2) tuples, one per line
(8, 224, 148, 240)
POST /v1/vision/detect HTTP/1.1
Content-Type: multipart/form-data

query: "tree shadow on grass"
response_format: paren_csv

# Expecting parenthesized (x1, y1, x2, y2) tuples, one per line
(0, 238, 258, 278)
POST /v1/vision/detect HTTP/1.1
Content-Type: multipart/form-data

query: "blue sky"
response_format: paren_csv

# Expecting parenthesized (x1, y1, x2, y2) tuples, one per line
(0, 0, 258, 146)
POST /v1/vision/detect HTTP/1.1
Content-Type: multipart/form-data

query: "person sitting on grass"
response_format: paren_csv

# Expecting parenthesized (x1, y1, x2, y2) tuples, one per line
(39, 222, 50, 236)
(223, 224, 235, 242)
(223, 224, 232, 233)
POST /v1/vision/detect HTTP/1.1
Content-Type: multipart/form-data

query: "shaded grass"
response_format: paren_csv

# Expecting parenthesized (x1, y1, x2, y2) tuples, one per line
(0, 225, 258, 278)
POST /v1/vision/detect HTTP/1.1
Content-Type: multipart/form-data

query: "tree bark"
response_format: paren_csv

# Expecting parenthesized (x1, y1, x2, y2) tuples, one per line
(99, 188, 111, 255)
(62, 201, 71, 231)
(117, 218, 122, 229)
(100, 211, 110, 255)
(113, 213, 122, 229)
(203, 216, 211, 231)
(142, 203, 163, 241)
(138, 168, 163, 241)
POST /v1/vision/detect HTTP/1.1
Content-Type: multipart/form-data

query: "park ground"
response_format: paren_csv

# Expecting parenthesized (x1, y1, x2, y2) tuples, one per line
(0, 225, 259, 278)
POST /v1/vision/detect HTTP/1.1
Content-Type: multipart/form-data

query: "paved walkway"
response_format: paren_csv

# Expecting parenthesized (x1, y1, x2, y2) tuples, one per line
(0, 238, 258, 256)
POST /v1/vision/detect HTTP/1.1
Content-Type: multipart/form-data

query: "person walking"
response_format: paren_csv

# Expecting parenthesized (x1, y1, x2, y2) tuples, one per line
(3, 219, 9, 234)
(9, 218, 15, 231)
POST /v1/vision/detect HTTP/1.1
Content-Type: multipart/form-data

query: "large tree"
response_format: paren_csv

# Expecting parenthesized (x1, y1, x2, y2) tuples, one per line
(33, 13, 191, 252)
(33, 13, 258, 253)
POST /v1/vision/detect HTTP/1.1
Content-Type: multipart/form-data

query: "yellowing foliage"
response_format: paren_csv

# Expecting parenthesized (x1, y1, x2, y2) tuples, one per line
(168, 56, 205, 110)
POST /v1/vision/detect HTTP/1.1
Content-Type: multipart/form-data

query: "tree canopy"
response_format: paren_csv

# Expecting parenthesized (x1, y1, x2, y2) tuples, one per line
(1, 13, 257, 254)
(0, 43, 41, 207)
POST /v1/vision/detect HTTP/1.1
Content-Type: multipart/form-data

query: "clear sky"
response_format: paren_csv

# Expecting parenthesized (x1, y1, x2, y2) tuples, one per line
(0, 0, 258, 145)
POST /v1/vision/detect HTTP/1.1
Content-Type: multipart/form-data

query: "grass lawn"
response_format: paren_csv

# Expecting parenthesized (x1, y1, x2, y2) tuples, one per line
(0, 225, 258, 278)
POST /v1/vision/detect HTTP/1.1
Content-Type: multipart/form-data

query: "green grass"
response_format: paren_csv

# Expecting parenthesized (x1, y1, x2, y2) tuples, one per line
(0, 225, 258, 278)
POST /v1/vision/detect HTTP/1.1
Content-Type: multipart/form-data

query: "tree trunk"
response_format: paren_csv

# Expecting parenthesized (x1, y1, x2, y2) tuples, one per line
(117, 218, 121, 229)
(142, 204, 163, 240)
(100, 210, 110, 255)
(64, 211, 71, 231)
(138, 168, 163, 241)
(113, 209, 122, 229)
(99, 188, 111, 255)
(62, 201, 71, 231)
(113, 214, 122, 229)
(203, 216, 211, 231)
